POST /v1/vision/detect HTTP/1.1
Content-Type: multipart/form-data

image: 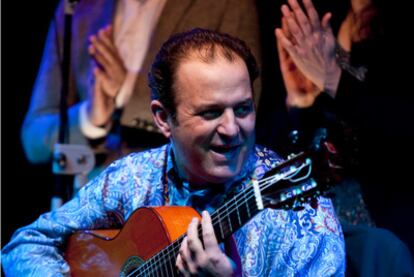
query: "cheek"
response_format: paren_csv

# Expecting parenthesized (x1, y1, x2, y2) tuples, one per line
(186, 121, 217, 144)
(240, 115, 256, 136)
(173, 123, 213, 159)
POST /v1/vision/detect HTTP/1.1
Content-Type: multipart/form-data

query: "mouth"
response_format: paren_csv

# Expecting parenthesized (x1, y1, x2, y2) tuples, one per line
(209, 144, 241, 156)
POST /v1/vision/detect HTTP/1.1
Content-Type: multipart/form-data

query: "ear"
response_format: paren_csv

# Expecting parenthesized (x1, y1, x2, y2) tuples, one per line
(151, 100, 172, 138)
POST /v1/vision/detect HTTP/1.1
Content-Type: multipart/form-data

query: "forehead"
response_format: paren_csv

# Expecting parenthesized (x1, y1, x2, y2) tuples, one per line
(173, 53, 252, 105)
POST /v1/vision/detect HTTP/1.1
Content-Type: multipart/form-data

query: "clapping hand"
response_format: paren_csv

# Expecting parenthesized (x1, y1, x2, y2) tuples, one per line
(275, 0, 341, 95)
(87, 25, 126, 127)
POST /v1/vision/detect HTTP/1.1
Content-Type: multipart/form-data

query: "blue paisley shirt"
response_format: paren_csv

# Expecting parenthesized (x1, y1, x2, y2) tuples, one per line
(2, 144, 345, 276)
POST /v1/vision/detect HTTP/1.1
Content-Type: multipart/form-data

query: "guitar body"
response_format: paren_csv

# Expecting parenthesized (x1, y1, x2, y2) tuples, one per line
(65, 206, 200, 277)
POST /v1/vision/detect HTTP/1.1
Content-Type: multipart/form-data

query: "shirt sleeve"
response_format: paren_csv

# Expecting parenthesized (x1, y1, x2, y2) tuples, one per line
(79, 101, 112, 139)
(1, 158, 130, 276)
(20, 0, 90, 164)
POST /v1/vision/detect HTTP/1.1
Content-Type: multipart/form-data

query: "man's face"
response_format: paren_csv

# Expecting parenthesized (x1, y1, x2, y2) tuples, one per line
(169, 53, 256, 186)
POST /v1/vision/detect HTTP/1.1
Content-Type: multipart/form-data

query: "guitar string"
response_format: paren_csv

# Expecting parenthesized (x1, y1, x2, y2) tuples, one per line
(127, 175, 277, 277)
(131, 163, 312, 276)
(127, 190, 258, 277)
(127, 161, 310, 276)
(127, 186, 257, 277)
(130, 174, 304, 276)
(127, 166, 306, 276)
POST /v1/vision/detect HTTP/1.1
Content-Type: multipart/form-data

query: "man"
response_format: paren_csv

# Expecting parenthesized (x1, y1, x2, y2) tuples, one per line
(2, 29, 345, 276)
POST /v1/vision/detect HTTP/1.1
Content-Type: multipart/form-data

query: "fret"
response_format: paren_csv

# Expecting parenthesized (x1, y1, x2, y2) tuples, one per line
(160, 257, 167, 277)
(227, 203, 233, 233)
(152, 262, 157, 277)
(244, 188, 251, 219)
(161, 242, 179, 277)
(155, 253, 162, 277)
(236, 198, 242, 227)
(167, 251, 175, 277)
(208, 186, 259, 244)
(217, 212, 225, 240)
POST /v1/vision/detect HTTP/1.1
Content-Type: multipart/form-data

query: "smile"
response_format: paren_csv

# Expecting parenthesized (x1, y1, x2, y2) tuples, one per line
(209, 145, 241, 161)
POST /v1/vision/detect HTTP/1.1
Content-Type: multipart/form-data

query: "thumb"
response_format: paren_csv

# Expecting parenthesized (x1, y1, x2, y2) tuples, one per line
(321, 12, 333, 35)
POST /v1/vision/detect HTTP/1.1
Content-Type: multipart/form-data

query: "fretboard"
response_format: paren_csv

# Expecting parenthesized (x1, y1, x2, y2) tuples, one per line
(129, 185, 260, 277)
(129, 153, 311, 277)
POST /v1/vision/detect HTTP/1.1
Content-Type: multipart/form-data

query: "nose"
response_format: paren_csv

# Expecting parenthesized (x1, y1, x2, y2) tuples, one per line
(217, 109, 239, 138)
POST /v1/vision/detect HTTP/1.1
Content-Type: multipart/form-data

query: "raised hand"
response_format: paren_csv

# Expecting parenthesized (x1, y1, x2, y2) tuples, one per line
(87, 25, 126, 127)
(277, 17, 321, 108)
(176, 211, 236, 277)
(275, 0, 341, 95)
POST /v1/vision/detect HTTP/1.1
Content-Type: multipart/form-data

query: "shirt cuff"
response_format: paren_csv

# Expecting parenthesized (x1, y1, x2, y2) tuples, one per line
(79, 101, 111, 139)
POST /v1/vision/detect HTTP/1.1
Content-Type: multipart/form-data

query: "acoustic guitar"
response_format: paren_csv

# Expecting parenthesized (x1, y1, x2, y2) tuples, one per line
(65, 144, 341, 276)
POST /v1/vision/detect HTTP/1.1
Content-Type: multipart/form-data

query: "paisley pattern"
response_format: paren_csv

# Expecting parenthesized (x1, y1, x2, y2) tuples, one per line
(2, 144, 345, 276)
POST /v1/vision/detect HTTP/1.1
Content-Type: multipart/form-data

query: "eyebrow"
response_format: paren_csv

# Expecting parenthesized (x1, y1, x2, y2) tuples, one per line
(197, 98, 253, 110)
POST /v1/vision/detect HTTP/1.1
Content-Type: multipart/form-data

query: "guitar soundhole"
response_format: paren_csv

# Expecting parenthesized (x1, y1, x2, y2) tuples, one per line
(120, 256, 144, 277)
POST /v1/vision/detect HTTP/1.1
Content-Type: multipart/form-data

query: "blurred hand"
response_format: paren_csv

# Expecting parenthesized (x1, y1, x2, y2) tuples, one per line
(275, 0, 341, 94)
(176, 211, 236, 277)
(87, 25, 126, 126)
(277, 17, 321, 108)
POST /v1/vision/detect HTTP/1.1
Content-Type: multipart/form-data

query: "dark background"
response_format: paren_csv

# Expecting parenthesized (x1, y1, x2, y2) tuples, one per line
(2, 0, 58, 247)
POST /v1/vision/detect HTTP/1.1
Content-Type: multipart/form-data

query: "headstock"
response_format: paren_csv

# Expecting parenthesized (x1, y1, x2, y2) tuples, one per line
(259, 135, 344, 210)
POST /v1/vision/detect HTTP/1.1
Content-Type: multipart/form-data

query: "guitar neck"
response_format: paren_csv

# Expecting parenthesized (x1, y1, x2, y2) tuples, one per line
(208, 185, 261, 242)
(130, 185, 261, 277)
(132, 153, 314, 276)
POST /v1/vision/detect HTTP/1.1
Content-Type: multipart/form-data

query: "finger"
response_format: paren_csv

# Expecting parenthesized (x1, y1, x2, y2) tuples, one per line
(89, 39, 111, 70)
(321, 12, 333, 34)
(176, 238, 191, 277)
(281, 4, 305, 47)
(99, 76, 119, 98)
(93, 67, 119, 98)
(90, 35, 118, 68)
(91, 55, 110, 80)
(282, 16, 297, 46)
(303, 0, 321, 30)
(275, 33, 290, 74)
(97, 26, 117, 54)
(275, 28, 285, 56)
(281, 16, 290, 38)
(186, 218, 205, 273)
(99, 26, 125, 67)
(201, 211, 220, 252)
(187, 217, 204, 254)
(288, 0, 312, 36)
(275, 28, 297, 57)
(93, 67, 105, 83)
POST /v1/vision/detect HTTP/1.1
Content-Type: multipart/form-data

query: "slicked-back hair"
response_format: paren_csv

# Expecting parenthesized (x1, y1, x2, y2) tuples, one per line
(148, 28, 259, 120)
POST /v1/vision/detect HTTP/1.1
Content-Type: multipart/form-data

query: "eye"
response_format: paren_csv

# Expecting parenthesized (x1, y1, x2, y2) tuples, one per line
(234, 102, 253, 118)
(199, 109, 223, 120)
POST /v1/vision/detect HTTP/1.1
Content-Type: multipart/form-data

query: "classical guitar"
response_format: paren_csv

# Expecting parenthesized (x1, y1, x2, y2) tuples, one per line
(65, 146, 341, 277)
